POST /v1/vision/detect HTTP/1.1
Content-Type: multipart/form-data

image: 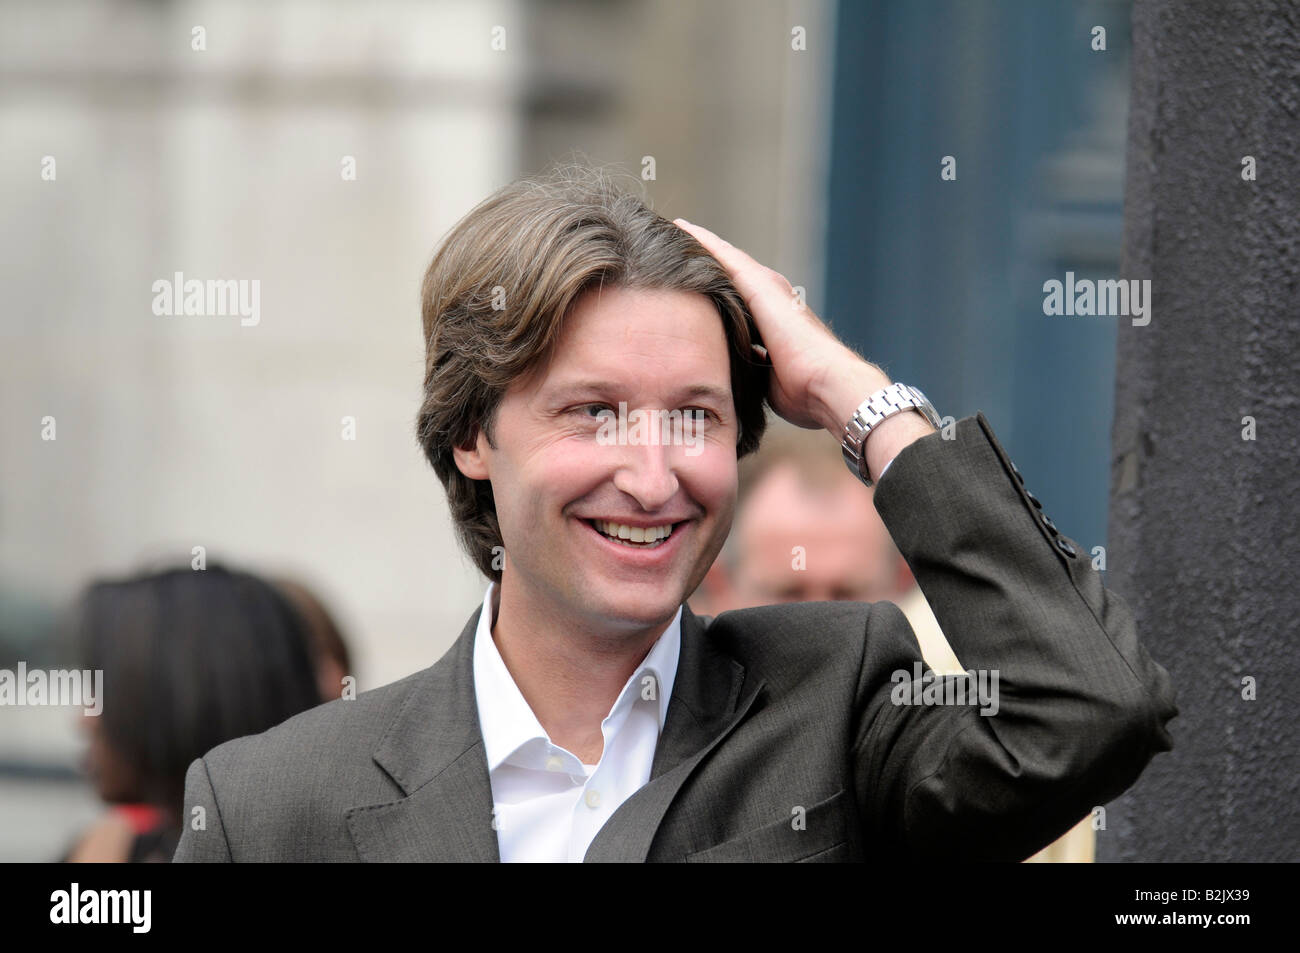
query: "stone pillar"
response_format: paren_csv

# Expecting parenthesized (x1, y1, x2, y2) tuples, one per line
(1104, 0, 1300, 861)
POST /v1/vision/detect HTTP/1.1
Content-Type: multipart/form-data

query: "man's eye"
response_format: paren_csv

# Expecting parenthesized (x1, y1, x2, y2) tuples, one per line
(569, 404, 714, 422)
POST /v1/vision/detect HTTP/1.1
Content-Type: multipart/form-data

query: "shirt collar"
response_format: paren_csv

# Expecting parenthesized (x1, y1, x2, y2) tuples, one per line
(471, 581, 682, 775)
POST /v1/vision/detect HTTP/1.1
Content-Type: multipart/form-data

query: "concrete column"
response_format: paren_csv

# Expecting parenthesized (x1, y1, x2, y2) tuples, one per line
(1105, 0, 1300, 861)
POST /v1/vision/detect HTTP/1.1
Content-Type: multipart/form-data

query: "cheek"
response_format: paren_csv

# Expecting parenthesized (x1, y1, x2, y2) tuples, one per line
(502, 440, 615, 522)
(681, 448, 738, 518)
(502, 438, 738, 518)
(556, 441, 619, 483)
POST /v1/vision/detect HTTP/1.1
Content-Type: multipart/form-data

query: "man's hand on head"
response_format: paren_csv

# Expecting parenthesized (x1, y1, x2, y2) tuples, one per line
(672, 218, 935, 482)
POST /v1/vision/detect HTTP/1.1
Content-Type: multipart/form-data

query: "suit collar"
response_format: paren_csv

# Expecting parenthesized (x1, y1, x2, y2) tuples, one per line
(345, 602, 764, 862)
(583, 605, 766, 861)
(345, 608, 500, 862)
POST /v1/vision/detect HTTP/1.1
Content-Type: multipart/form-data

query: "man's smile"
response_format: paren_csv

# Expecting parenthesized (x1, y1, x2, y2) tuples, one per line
(576, 516, 693, 564)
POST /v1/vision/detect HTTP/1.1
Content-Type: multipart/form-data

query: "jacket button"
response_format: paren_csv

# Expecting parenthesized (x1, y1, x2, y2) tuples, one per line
(1011, 461, 1024, 484)
(1026, 491, 1043, 509)
(1057, 538, 1077, 557)
(1042, 515, 1057, 533)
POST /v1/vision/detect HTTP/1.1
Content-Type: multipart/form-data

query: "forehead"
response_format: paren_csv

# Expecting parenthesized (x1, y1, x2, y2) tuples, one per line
(737, 466, 887, 571)
(535, 284, 733, 395)
(739, 465, 879, 538)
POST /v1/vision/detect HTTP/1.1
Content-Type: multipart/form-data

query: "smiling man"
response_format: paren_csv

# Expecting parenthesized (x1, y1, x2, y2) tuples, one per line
(174, 165, 1178, 863)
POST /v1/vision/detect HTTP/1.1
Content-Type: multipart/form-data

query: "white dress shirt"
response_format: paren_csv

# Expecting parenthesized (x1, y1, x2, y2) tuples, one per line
(471, 582, 681, 862)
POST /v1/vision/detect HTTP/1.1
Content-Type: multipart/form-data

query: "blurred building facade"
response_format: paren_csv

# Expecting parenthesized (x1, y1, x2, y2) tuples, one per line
(0, 0, 833, 859)
(2, 0, 1131, 862)
(825, 0, 1132, 567)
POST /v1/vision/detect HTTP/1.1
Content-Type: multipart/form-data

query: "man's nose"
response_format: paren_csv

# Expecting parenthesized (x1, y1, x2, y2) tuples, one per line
(611, 441, 681, 513)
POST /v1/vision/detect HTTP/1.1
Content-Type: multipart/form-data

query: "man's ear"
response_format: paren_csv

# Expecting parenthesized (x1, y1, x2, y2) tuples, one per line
(452, 429, 491, 480)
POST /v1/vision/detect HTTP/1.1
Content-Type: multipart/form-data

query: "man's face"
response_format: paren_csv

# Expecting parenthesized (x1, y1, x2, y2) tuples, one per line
(455, 285, 740, 634)
(729, 463, 901, 607)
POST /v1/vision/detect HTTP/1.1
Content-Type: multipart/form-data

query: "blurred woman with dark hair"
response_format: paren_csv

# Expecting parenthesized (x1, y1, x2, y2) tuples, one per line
(273, 576, 353, 705)
(61, 565, 324, 862)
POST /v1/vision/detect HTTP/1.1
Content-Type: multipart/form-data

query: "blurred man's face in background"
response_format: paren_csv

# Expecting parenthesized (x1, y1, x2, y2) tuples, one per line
(460, 285, 740, 634)
(698, 459, 909, 612)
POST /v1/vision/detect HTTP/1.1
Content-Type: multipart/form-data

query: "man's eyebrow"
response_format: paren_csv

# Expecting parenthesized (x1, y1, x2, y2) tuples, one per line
(545, 380, 733, 405)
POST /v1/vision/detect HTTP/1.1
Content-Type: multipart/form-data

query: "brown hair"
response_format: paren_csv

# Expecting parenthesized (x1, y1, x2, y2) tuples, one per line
(416, 161, 771, 581)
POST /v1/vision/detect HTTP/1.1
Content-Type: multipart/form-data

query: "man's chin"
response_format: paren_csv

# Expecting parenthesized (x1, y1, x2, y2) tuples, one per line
(580, 581, 686, 631)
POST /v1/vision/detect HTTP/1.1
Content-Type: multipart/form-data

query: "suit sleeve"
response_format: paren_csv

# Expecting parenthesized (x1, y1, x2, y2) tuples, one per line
(172, 756, 235, 862)
(852, 413, 1178, 861)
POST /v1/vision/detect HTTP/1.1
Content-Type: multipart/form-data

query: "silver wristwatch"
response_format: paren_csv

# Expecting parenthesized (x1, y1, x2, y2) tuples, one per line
(840, 382, 941, 487)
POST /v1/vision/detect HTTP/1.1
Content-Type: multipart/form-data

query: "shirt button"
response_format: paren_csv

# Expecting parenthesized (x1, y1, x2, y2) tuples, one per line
(545, 755, 564, 772)
(584, 789, 602, 809)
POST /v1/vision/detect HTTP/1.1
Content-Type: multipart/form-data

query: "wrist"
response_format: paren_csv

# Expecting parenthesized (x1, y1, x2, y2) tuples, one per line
(811, 354, 892, 436)
(860, 411, 936, 483)
(824, 370, 940, 485)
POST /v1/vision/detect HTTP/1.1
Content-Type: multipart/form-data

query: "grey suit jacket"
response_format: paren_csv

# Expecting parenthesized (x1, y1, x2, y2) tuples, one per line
(173, 414, 1177, 862)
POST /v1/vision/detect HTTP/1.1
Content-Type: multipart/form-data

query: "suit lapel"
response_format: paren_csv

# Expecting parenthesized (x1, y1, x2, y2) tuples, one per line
(345, 602, 763, 863)
(583, 605, 766, 862)
(345, 608, 501, 862)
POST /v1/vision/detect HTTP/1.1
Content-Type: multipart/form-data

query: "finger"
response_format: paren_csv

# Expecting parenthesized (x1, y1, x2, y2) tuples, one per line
(672, 219, 783, 310)
(674, 218, 747, 267)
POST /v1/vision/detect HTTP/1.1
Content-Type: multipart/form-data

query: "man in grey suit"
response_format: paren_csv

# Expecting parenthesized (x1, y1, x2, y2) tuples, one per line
(175, 166, 1176, 862)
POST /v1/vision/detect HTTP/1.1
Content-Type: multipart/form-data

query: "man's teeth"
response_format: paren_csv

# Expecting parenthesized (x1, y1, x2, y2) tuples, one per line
(593, 520, 674, 544)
